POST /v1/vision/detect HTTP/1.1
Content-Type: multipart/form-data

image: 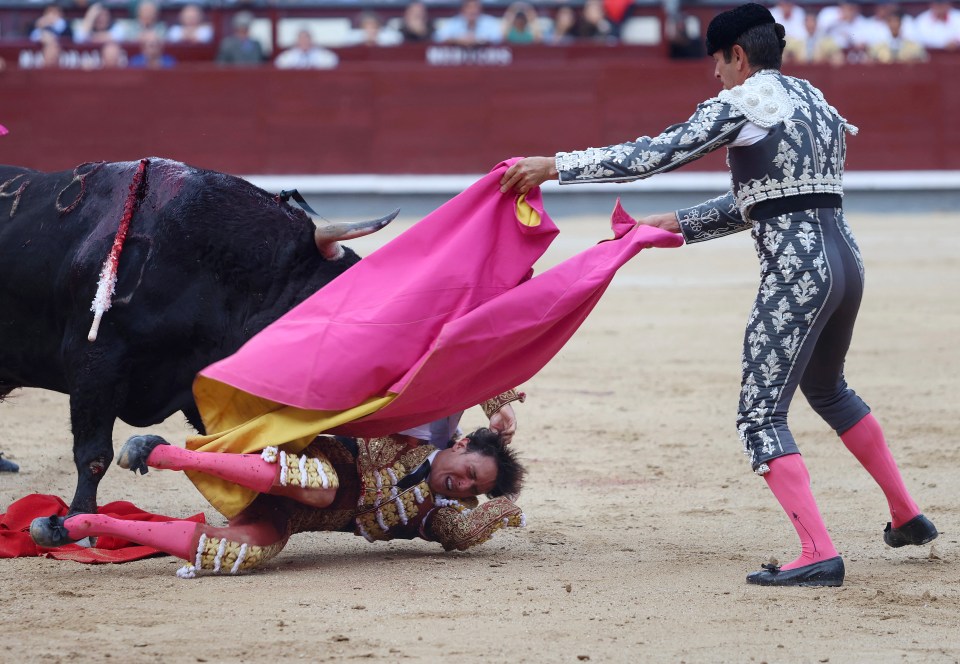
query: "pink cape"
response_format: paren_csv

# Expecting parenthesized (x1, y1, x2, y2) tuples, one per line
(199, 160, 683, 436)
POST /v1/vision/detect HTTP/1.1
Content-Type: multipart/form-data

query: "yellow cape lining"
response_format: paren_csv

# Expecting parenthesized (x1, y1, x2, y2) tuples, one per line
(186, 375, 395, 518)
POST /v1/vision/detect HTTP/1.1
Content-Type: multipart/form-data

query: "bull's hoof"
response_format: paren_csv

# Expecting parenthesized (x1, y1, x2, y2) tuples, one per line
(117, 435, 170, 475)
(30, 515, 75, 548)
(0, 452, 18, 473)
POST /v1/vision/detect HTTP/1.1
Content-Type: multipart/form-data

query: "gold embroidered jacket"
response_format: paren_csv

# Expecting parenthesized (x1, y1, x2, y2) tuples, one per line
(286, 435, 523, 551)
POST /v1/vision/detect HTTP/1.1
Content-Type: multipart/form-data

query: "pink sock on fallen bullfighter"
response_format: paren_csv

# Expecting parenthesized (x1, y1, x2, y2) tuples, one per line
(763, 454, 840, 571)
(64, 514, 200, 560)
(147, 445, 277, 493)
(840, 413, 920, 528)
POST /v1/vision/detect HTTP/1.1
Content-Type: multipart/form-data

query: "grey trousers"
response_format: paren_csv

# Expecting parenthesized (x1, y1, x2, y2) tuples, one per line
(738, 207, 872, 473)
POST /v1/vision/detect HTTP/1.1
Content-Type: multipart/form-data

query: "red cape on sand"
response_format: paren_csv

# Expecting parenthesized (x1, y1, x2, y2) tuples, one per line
(0, 494, 205, 563)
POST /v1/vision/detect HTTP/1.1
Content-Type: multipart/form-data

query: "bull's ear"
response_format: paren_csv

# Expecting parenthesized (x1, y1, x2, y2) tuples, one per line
(313, 209, 398, 261)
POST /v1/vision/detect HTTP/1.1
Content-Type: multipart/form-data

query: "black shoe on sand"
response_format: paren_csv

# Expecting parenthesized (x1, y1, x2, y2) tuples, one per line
(747, 556, 845, 587)
(884, 514, 938, 548)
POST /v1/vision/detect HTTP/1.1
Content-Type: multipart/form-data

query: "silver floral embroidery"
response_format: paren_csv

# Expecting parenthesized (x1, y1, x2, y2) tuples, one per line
(796, 221, 816, 252)
(649, 128, 681, 146)
(781, 328, 801, 361)
(773, 140, 798, 174)
(812, 252, 827, 281)
(778, 243, 801, 281)
(763, 226, 784, 254)
(760, 273, 779, 304)
(577, 164, 615, 180)
(748, 321, 770, 360)
(816, 114, 832, 149)
(606, 145, 635, 163)
(758, 430, 779, 456)
(784, 119, 802, 145)
(792, 271, 819, 305)
(741, 374, 760, 410)
(787, 87, 812, 120)
(771, 296, 793, 333)
(627, 150, 666, 173)
(760, 348, 781, 387)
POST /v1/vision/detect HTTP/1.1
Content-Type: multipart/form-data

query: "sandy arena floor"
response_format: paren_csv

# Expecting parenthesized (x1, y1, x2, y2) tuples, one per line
(1, 209, 957, 663)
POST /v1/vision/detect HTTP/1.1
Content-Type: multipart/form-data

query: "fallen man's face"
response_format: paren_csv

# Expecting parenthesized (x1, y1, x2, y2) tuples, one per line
(428, 439, 497, 498)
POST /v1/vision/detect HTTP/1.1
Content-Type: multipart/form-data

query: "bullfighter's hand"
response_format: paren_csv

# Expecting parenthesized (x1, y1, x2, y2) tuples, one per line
(638, 212, 682, 234)
(499, 157, 558, 195)
(488, 404, 517, 445)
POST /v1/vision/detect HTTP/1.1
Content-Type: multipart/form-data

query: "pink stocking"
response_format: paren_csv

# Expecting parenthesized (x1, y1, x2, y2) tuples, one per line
(64, 514, 201, 560)
(63, 514, 286, 562)
(763, 454, 840, 570)
(840, 414, 920, 528)
(147, 445, 277, 494)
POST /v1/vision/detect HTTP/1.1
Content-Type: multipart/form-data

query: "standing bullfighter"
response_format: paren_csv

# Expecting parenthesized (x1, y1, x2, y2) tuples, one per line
(499, 3, 936, 586)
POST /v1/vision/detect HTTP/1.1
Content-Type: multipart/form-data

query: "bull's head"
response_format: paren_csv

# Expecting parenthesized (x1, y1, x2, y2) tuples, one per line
(314, 209, 399, 260)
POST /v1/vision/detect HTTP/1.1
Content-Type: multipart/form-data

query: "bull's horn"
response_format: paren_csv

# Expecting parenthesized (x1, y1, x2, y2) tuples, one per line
(314, 209, 399, 261)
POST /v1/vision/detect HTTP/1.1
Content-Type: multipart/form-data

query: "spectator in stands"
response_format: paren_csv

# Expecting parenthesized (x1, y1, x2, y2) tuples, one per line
(30, 4, 72, 42)
(502, 2, 544, 43)
(274, 28, 338, 68)
(783, 11, 845, 64)
(869, 9, 928, 60)
(433, 0, 503, 45)
(38, 32, 62, 68)
(349, 11, 402, 47)
(572, 0, 614, 40)
(166, 4, 213, 45)
(74, 3, 125, 44)
(769, 0, 806, 41)
(399, 1, 433, 43)
(817, 0, 871, 51)
(129, 29, 175, 68)
(121, 0, 166, 42)
(911, 0, 960, 49)
(665, 11, 705, 59)
(857, 0, 896, 46)
(603, 0, 633, 38)
(549, 5, 577, 44)
(99, 41, 127, 69)
(216, 10, 265, 66)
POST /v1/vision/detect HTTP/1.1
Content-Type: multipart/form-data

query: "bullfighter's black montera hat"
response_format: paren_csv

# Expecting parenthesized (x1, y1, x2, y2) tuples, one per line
(705, 3, 776, 55)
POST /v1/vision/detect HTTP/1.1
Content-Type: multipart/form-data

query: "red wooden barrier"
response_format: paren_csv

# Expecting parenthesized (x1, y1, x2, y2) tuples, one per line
(1, 51, 957, 174)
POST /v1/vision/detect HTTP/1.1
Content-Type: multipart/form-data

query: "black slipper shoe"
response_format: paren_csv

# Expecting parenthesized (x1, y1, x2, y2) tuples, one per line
(884, 514, 938, 548)
(30, 515, 75, 548)
(117, 435, 170, 475)
(746, 556, 844, 587)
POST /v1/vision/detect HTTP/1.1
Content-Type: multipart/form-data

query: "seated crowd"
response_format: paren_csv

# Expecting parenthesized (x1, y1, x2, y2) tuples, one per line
(6, 0, 959, 70)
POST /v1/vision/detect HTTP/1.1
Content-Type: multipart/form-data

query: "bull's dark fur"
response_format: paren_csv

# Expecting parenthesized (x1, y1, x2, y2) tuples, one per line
(0, 158, 364, 514)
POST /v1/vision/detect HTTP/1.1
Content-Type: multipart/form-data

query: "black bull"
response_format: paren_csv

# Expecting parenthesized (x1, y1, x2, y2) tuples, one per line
(0, 158, 395, 514)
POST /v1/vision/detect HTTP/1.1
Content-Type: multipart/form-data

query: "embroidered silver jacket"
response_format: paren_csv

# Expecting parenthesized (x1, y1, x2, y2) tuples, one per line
(555, 70, 858, 244)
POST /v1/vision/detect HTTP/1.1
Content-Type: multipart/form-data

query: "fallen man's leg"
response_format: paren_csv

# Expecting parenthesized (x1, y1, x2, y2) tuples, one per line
(30, 499, 290, 577)
(118, 435, 338, 508)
